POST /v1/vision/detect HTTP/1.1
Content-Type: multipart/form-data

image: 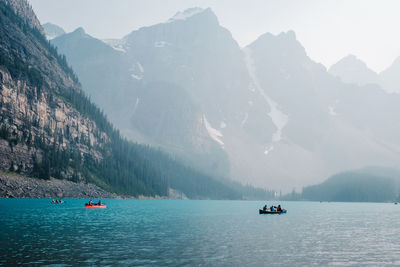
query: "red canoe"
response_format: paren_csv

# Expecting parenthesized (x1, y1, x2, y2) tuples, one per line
(85, 204, 106, 209)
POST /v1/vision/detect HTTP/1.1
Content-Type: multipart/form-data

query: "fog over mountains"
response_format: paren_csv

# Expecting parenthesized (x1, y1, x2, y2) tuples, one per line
(46, 8, 400, 192)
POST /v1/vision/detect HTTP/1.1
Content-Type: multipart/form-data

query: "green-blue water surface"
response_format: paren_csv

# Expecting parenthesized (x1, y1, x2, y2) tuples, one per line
(1, 199, 400, 266)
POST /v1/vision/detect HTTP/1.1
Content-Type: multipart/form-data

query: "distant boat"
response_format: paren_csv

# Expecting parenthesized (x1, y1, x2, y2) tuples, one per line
(259, 209, 286, 214)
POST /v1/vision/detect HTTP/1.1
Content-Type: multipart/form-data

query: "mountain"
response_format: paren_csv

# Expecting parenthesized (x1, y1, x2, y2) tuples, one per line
(329, 54, 381, 86)
(0, 0, 246, 199)
(244, 30, 400, 190)
(52, 8, 259, 180)
(283, 167, 400, 202)
(51, 8, 400, 192)
(330, 55, 400, 94)
(42, 22, 65, 40)
(380, 57, 400, 93)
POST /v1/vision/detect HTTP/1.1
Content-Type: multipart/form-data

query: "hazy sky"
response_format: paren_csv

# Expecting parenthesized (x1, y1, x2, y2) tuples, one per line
(29, 0, 400, 73)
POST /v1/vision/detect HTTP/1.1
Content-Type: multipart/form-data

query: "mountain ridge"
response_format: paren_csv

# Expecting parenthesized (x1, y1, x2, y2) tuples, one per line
(50, 7, 400, 192)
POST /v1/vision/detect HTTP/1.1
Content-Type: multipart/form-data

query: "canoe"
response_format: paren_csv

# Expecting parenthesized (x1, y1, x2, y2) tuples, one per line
(85, 204, 106, 209)
(259, 209, 286, 214)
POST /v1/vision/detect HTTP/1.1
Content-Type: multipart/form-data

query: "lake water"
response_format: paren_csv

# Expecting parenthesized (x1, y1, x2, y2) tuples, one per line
(1, 199, 400, 266)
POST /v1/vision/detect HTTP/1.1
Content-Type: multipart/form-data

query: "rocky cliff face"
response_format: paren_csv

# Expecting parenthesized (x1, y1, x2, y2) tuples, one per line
(0, 67, 106, 176)
(0, 0, 108, 179)
(2, 0, 44, 35)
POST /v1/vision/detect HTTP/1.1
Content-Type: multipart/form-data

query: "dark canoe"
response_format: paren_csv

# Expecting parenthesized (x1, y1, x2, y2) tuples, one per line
(259, 209, 286, 214)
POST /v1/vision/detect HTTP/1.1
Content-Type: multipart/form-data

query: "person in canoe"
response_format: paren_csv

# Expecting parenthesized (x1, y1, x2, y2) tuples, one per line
(277, 205, 282, 212)
(270, 205, 275, 212)
(263, 204, 268, 211)
(88, 200, 93, 206)
(97, 200, 102, 206)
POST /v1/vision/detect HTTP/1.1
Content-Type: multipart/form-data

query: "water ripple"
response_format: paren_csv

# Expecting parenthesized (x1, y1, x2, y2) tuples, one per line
(1, 200, 400, 266)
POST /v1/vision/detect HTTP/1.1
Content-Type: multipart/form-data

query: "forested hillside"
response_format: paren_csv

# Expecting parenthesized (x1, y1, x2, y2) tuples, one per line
(282, 167, 400, 202)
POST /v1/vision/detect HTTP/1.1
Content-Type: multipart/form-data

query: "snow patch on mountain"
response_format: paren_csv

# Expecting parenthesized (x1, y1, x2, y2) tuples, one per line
(241, 112, 249, 128)
(168, 7, 205, 22)
(131, 74, 142, 80)
(248, 84, 256, 92)
(102, 39, 127, 53)
(137, 62, 144, 73)
(46, 34, 58, 40)
(243, 47, 289, 144)
(129, 62, 144, 80)
(328, 106, 337, 116)
(264, 145, 274, 155)
(132, 98, 140, 115)
(203, 115, 224, 146)
(328, 100, 339, 116)
(154, 41, 170, 48)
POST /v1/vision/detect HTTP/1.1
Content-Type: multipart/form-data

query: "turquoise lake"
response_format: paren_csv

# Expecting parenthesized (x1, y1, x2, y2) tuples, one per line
(1, 199, 400, 266)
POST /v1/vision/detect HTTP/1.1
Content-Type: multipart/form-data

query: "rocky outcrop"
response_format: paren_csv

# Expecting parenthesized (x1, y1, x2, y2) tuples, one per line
(2, 0, 44, 35)
(0, 0, 109, 180)
(0, 66, 107, 177)
(0, 171, 118, 198)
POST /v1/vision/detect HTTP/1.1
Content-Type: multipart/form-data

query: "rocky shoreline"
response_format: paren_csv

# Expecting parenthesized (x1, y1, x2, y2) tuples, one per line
(0, 171, 119, 198)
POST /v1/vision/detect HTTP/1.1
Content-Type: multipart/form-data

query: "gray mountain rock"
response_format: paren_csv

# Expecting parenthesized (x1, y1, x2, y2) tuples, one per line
(329, 54, 381, 86)
(42, 22, 65, 40)
(380, 57, 400, 93)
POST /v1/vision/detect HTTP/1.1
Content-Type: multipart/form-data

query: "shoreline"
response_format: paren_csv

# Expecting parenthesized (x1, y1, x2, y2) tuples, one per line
(0, 171, 120, 199)
(0, 171, 188, 200)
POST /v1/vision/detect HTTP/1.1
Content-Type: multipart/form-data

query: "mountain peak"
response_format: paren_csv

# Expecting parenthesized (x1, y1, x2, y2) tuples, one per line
(122, 6, 227, 51)
(168, 7, 212, 22)
(329, 54, 380, 86)
(247, 30, 307, 62)
(278, 30, 296, 40)
(253, 30, 300, 47)
(166, 7, 219, 25)
(71, 27, 87, 37)
(42, 22, 65, 40)
(329, 54, 380, 85)
(331, 54, 368, 69)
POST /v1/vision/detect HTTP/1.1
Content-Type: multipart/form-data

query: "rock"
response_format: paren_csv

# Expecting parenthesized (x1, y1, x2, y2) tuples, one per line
(0, 171, 119, 198)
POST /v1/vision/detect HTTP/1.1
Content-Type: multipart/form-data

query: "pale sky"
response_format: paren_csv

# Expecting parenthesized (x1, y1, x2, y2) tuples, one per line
(29, 0, 400, 73)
